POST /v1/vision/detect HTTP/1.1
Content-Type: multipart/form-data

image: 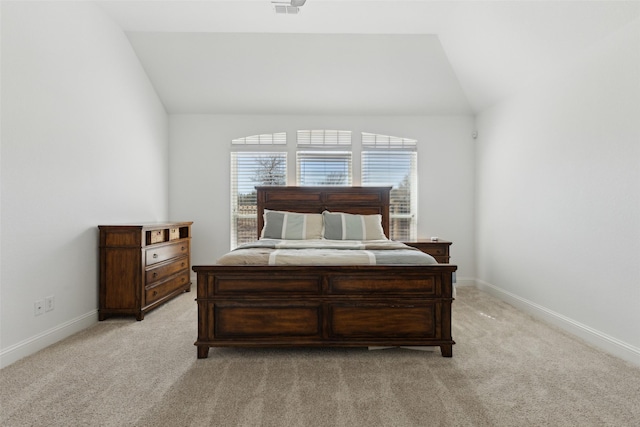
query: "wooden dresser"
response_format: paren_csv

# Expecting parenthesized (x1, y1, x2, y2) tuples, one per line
(99, 222, 193, 320)
(403, 239, 452, 263)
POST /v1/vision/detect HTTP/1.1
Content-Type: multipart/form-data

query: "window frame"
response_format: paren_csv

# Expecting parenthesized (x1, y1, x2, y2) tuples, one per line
(229, 130, 419, 246)
(296, 130, 353, 187)
(361, 132, 418, 241)
(230, 133, 288, 248)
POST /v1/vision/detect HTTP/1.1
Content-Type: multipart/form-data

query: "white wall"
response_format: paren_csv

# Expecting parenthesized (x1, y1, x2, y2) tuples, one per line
(0, 2, 168, 367)
(169, 115, 476, 282)
(475, 18, 640, 364)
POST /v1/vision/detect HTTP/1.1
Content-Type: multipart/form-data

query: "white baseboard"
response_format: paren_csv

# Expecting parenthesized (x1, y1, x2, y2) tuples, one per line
(0, 310, 98, 369)
(476, 279, 640, 367)
(5, 281, 638, 368)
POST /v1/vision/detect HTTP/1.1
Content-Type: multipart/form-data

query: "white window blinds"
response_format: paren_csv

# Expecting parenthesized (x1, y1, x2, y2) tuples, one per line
(232, 132, 286, 145)
(297, 130, 352, 186)
(230, 151, 287, 248)
(228, 130, 418, 245)
(361, 132, 417, 241)
(361, 132, 417, 150)
(297, 130, 351, 147)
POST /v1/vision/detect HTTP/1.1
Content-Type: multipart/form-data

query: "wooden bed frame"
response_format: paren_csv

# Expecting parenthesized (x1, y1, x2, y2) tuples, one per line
(193, 186, 457, 358)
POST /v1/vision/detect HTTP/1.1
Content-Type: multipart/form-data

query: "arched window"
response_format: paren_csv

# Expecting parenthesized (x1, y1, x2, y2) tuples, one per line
(228, 130, 418, 245)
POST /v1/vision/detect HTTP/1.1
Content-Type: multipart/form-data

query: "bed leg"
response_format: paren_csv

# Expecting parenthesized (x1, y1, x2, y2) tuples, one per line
(197, 345, 210, 359)
(440, 345, 453, 357)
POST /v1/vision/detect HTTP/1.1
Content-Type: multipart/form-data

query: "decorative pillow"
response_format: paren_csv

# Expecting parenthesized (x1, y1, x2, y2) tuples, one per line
(261, 210, 324, 240)
(322, 211, 387, 240)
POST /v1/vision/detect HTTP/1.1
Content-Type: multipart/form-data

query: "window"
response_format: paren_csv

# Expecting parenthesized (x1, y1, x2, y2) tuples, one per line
(361, 132, 418, 241)
(296, 130, 352, 186)
(229, 130, 418, 245)
(230, 133, 287, 248)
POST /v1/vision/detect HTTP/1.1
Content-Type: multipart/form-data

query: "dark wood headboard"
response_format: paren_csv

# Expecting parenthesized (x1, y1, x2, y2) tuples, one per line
(256, 186, 392, 239)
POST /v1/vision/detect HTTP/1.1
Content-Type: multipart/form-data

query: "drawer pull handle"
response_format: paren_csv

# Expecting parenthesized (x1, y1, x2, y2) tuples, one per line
(153, 253, 158, 259)
(181, 262, 186, 267)
(153, 290, 158, 297)
(181, 246, 185, 251)
(153, 272, 157, 278)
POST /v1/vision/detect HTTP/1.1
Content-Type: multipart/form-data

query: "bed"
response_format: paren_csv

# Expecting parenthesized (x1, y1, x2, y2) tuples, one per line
(193, 186, 457, 358)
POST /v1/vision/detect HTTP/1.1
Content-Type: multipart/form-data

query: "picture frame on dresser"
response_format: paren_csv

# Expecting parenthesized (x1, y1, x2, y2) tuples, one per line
(98, 221, 193, 321)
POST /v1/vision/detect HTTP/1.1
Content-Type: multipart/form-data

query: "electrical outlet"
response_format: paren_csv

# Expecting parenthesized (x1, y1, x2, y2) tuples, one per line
(34, 300, 45, 316)
(45, 296, 55, 312)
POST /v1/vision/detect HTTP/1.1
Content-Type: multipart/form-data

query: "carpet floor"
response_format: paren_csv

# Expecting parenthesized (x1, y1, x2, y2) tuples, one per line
(1, 286, 639, 426)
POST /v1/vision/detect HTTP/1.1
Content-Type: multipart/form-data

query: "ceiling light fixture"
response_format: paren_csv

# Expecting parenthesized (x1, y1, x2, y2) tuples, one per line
(272, 0, 307, 14)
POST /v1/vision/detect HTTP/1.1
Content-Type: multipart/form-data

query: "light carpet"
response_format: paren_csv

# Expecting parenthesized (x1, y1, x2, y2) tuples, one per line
(1, 286, 639, 426)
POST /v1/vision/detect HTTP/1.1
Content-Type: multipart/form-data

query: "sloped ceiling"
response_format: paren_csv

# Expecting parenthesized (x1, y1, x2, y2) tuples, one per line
(125, 33, 470, 115)
(97, 0, 640, 115)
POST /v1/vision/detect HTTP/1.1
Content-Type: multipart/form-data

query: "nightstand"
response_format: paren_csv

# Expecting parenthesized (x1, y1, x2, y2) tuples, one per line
(403, 239, 451, 263)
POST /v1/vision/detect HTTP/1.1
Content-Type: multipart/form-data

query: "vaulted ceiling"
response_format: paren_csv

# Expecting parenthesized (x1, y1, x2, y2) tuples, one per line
(97, 0, 640, 115)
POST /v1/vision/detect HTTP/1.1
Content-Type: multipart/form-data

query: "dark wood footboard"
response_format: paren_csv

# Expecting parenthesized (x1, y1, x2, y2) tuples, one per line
(194, 264, 456, 358)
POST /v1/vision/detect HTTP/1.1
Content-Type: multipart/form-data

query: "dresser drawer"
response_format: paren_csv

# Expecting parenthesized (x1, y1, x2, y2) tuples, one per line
(148, 229, 165, 244)
(146, 241, 189, 266)
(146, 255, 189, 284)
(425, 246, 446, 256)
(145, 271, 190, 305)
(169, 227, 180, 240)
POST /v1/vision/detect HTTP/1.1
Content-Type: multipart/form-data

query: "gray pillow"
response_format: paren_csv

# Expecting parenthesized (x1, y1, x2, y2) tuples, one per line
(261, 210, 323, 240)
(322, 211, 387, 240)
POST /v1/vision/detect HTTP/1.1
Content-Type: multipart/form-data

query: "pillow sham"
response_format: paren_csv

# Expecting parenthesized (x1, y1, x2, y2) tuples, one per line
(322, 211, 387, 241)
(261, 210, 324, 240)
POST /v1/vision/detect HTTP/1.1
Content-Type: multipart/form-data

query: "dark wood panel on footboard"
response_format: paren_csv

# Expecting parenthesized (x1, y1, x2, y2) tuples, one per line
(194, 264, 457, 358)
